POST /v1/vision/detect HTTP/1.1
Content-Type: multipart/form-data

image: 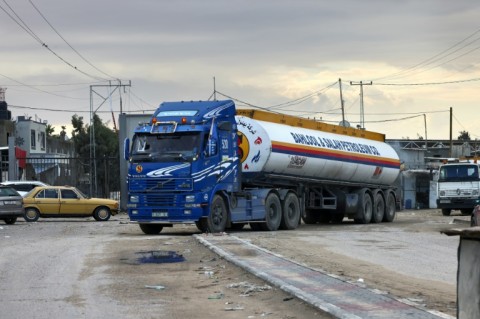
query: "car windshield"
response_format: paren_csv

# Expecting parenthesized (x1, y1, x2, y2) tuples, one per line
(0, 187, 20, 196)
(438, 164, 480, 182)
(131, 132, 201, 162)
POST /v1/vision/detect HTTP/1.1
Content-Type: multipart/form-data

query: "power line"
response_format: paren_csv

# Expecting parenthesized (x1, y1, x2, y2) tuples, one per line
(0, 72, 88, 100)
(0, 1, 109, 81)
(374, 77, 480, 86)
(28, 0, 117, 80)
(374, 26, 480, 82)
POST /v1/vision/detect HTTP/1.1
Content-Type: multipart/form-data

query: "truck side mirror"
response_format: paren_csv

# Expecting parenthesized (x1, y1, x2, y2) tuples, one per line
(124, 138, 130, 160)
(218, 121, 232, 131)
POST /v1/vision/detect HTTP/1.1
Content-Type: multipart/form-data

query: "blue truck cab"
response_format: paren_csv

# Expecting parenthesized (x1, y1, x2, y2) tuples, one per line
(124, 100, 240, 234)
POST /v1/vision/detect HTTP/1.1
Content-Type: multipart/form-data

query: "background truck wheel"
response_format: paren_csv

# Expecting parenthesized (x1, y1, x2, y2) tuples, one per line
(371, 190, 385, 223)
(280, 192, 300, 230)
(139, 224, 163, 235)
(261, 192, 282, 231)
(207, 195, 228, 233)
(383, 191, 396, 222)
(441, 209, 452, 216)
(354, 190, 373, 224)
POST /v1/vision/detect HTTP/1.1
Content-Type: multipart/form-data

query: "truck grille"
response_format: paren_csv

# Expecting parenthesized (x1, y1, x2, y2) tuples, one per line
(130, 178, 193, 192)
(444, 188, 474, 197)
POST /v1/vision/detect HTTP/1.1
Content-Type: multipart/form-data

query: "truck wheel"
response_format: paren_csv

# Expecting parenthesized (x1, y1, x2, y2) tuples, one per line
(354, 191, 373, 224)
(441, 209, 452, 216)
(195, 220, 208, 233)
(371, 191, 385, 223)
(4, 217, 17, 225)
(139, 224, 163, 234)
(280, 193, 300, 230)
(383, 191, 396, 222)
(302, 209, 318, 224)
(261, 193, 282, 231)
(207, 195, 228, 233)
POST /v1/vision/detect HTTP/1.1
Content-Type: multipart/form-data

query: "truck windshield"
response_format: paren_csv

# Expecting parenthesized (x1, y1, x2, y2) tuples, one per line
(131, 133, 201, 162)
(438, 164, 479, 182)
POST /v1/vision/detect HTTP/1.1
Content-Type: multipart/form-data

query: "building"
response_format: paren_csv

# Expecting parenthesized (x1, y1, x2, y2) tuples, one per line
(388, 139, 475, 210)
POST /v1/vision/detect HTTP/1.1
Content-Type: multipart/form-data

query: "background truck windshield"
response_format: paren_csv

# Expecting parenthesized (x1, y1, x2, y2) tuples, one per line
(439, 164, 479, 182)
(131, 133, 201, 162)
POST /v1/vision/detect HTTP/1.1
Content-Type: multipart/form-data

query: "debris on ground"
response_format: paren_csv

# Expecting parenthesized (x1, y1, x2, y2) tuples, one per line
(227, 281, 272, 296)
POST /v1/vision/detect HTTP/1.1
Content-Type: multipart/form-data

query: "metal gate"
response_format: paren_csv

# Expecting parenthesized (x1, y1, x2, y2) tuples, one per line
(15, 156, 120, 200)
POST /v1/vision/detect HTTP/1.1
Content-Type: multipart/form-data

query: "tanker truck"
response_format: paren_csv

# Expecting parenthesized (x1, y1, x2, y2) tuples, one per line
(124, 100, 401, 234)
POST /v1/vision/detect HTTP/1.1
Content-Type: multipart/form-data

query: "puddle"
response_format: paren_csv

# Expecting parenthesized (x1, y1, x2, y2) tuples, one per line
(136, 250, 185, 264)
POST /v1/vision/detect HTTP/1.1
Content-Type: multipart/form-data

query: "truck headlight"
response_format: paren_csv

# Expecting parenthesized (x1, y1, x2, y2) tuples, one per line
(131, 210, 138, 215)
(185, 195, 195, 202)
(473, 190, 479, 196)
(439, 191, 445, 196)
(130, 195, 139, 203)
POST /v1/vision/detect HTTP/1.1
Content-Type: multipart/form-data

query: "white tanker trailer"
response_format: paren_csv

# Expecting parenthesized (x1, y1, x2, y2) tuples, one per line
(125, 100, 401, 234)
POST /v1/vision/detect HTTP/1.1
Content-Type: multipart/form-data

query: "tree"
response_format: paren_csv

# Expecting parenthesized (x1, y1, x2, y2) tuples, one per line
(458, 130, 471, 141)
(46, 124, 55, 137)
(71, 113, 119, 197)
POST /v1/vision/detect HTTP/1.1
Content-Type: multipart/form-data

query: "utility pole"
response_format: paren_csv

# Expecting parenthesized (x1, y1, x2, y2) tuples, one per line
(338, 78, 345, 125)
(449, 107, 453, 158)
(350, 81, 372, 129)
(89, 80, 131, 197)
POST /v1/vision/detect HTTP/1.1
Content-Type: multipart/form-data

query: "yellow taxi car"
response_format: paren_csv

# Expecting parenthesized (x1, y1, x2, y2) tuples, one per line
(22, 186, 119, 222)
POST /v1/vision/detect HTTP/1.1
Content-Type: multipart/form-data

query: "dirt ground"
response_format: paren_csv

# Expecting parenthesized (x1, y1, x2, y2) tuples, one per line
(107, 209, 462, 318)
(1, 209, 463, 318)
(105, 225, 334, 319)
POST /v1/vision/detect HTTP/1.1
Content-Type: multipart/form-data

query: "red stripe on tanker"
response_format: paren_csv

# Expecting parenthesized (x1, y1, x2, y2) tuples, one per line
(236, 116, 400, 186)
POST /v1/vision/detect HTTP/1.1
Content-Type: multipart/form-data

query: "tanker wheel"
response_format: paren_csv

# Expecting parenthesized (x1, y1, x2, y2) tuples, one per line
(318, 213, 331, 224)
(383, 191, 396, 222)
(261, 192, 282, 231)
(207, 195, 228, 233)
(302, 209, 318, 224)
(354, 191, 373, 224)
(139, 224, 163, 235)
(371, 191, 385, 223)
(249, 222, 263, 231)
(441, 209, 452, 216)
(280, 192, 300, 230)
(230, 223, 246, 230)
(330, 213, 344, 224)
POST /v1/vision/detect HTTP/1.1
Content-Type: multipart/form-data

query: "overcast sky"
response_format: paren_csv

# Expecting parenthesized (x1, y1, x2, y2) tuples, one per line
(1, 0, 479, 140)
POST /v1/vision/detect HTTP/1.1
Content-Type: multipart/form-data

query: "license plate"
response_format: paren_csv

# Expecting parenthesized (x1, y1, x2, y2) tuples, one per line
(152, 211, 168, 217)
(4, 200, 19, 205)
(440, 199, 451, 204)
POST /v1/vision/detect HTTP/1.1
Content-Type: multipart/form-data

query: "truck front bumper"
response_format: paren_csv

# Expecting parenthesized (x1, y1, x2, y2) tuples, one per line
(437, 198, 480, 209)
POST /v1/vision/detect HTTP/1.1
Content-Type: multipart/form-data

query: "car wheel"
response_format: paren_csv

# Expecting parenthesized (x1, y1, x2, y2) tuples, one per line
(4, 217, 17, 225)
(24, 208, 40, 222)
(94, 207, 111, 221)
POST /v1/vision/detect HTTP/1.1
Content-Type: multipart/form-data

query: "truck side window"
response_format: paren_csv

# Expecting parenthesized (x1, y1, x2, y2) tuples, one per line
(204, 134, 217, 157)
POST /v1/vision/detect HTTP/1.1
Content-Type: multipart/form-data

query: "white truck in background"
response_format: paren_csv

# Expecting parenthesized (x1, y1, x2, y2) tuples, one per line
(436, 160, 480, 216)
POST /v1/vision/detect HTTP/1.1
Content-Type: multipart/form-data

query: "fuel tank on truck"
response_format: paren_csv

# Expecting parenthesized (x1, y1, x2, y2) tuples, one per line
(236, 114, 400, 186)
